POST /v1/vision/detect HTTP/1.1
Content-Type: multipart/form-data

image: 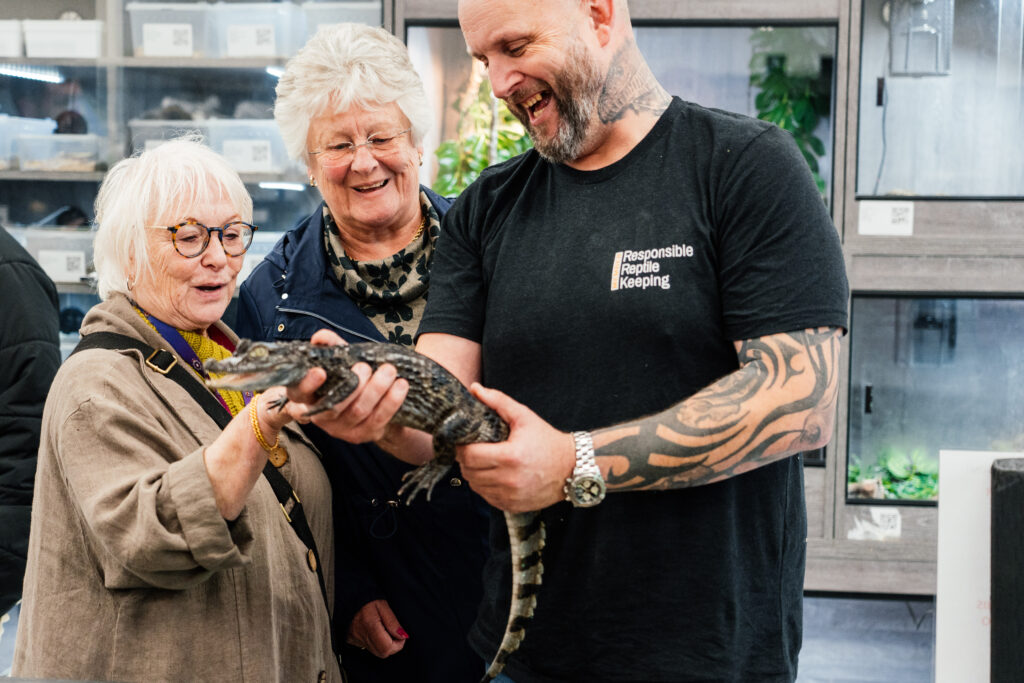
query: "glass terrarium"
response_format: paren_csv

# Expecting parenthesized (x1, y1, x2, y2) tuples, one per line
(847, 295, 1024, 503)
(857, 0, 1024, 197)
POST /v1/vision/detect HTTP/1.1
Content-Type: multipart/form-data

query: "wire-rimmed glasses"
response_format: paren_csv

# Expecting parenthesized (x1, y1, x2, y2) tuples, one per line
(308, 127, 413, 167)
(155, 219, 258, 258)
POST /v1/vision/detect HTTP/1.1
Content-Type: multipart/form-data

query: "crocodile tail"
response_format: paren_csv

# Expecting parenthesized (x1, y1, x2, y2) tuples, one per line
(480, 510, 545, 683)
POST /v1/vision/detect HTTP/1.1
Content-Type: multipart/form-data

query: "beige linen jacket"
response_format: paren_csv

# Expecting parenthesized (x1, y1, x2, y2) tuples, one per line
(13, 294, 341, 683)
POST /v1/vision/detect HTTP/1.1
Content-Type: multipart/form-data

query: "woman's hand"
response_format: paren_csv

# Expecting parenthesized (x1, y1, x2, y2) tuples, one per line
(258, 385, 293, 433)
(346, 599, 409, 657)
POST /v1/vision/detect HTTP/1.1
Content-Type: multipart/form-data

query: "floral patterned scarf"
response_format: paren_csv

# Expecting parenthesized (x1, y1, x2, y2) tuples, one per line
(322, 191, 440, 347)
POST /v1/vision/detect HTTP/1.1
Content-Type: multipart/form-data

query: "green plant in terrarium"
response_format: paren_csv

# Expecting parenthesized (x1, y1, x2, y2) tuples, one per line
(432, 62, 532, 196)
(849, 447, 939, 501)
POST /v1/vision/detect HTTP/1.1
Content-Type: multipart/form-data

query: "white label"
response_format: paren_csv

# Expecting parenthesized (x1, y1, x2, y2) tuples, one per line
(857, 200, 914, 236)
(222, 139, 272, 173)
(142, 23, 194, 57)
(935, 450, 1024, 683)
(226, 24, 277, 57)
(37, 249, 86, 282)
(846, 506, 902, 541)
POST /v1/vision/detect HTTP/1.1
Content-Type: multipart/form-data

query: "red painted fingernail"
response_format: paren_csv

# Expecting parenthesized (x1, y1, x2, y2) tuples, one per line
(397, 628, 409, 639)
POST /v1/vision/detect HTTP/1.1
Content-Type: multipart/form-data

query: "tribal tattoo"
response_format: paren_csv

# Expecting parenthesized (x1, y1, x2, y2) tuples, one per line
(598, 39, 672, 124)
(594, 327, 842, 491)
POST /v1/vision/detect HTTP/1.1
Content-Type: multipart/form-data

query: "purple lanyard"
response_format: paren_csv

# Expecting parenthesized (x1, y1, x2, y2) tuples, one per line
(142, 311, 253, 411)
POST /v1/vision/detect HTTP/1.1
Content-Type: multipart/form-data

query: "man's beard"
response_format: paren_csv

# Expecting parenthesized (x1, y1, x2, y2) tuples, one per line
(511, 39, 604, 164)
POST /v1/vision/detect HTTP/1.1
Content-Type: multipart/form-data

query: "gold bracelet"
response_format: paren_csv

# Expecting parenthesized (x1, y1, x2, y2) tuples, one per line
(250, 393, 288, 467)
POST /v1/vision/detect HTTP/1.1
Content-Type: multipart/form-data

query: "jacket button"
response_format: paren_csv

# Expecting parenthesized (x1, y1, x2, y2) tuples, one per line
(317, 670, 327, 683)
(307, 548, 317, 572)
(281, 292, 289, 300)
(449, 477, 462, 487)
(277, 323, 285, 332)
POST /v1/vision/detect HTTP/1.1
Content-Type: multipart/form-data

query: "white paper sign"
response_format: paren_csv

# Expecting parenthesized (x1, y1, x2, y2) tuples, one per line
(222, 139, 273, 173)
(857, 200, 914, 236)
(935, 449, 1024, 683)
(37, 249, 86, 283)
(142, 23, 194, 57)
(226, 24, 276, 57)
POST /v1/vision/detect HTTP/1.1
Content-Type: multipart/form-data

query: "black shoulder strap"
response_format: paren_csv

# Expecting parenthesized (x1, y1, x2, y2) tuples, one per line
(72, 332, 337, 656)
(75, 332, 231, 427)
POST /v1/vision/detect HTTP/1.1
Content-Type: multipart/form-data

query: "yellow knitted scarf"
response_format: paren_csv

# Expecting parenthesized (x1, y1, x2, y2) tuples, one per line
(135, 308, 246, 416)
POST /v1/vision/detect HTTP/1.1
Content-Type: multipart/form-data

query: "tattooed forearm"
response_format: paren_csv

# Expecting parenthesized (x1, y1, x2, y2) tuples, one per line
(595, 327, 842, 491)
(598, 39, 671, 123)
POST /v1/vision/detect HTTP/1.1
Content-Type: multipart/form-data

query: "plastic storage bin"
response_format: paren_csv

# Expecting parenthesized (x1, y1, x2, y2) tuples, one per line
(22, 227, 94, 284)
(301, 1, 382, 37)
(128, 119, 211, 154)
(13, 134, 102, 172)
(0, 116, 56, 170)
(206, 119, 289, 174)
(23, 20, 104, 59)
(0, 20, 23, 58)
(208, 2, 304, 58)
(126, 2, 211, 57)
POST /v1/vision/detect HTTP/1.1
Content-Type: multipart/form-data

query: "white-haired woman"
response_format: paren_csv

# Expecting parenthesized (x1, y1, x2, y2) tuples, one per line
(235, 23, 490, 683)
(13, 137, 341, 682)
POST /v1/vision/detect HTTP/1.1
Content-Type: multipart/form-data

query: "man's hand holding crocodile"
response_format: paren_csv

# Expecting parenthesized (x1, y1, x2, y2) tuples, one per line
(458, 384, 578, 512)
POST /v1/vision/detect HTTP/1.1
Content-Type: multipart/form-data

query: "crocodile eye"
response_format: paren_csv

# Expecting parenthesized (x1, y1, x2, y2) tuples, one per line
(249, 345, 269, 358)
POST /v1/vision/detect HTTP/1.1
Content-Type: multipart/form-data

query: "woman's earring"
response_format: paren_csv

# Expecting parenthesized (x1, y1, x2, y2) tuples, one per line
(309, 176, 317, 187)
(418, 155, 423, 167)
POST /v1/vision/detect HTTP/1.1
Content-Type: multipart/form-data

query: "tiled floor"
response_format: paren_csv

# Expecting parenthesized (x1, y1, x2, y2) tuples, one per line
(798, 595, 936, 683)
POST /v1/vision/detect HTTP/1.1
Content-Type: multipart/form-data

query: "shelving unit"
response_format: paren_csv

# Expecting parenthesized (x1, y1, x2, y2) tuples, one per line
(0, 0, 387, 281)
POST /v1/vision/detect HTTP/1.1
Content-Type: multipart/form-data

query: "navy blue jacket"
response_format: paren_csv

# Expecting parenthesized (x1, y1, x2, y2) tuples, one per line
(235, 188, 491, 683)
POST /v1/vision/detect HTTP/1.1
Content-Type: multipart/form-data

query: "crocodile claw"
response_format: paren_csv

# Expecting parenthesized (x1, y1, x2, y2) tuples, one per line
(398, 461, 451, 504)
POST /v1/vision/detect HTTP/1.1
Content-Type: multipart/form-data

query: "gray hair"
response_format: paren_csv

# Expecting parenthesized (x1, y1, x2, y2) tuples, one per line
(92, 134, 253, 301)
(274, 23, 432, 163)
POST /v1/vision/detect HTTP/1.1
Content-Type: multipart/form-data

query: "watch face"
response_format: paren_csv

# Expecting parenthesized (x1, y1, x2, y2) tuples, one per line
(572, 476, 606, 506)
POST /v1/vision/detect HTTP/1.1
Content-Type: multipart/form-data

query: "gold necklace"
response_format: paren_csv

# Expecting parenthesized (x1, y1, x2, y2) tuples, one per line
(408, 212, 427, 245)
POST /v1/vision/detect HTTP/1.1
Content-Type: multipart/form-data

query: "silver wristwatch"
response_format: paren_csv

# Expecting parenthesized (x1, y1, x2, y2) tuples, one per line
(564, 431, 607, 507)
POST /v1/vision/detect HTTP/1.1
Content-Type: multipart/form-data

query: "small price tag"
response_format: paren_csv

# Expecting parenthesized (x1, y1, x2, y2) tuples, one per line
(37, 249, 86, 283)
(869, 507, 902, 537)
(847, 505, 903, 541)
(225, 24, 276, 57)
(222, 139, 273, 173)
(857, 200, 914, 236)
(142, 23, 195, 57)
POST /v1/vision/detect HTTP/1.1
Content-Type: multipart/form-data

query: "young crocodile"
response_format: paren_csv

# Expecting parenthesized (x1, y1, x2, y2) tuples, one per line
(205, 339, 544, 682)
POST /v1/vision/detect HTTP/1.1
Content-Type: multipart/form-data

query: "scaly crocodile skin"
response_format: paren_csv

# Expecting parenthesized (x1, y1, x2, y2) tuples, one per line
(205, 340, 544, 682)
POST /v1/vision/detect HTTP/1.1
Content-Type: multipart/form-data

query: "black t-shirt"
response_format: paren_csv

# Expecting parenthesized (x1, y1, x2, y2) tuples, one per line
(420, 97, 849, 682)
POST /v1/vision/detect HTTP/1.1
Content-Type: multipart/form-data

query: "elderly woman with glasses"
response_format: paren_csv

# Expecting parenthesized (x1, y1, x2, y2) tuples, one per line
(12, 137, 341, 683)
(235, 22, 490, 683)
